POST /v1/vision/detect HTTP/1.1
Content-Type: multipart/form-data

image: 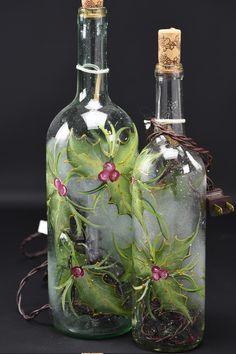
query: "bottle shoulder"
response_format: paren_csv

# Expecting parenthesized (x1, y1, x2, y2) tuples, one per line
(47, 98, 134, 140)
(133, 136, 206, 183)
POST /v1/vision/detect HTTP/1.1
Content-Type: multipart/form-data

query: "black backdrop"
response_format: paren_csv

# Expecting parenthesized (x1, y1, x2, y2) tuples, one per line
(0, 0, 236, 209)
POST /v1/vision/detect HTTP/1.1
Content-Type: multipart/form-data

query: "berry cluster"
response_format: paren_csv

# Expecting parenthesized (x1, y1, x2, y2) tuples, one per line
(54, 178, 68, 197)
(98, 162, 120, 183)
(71, 266, 85, 278)
(152, 265, 169, 281)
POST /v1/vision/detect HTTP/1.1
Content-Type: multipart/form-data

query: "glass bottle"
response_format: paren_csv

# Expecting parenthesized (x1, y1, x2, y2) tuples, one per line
(131, 28, 206, 352)
(46, 0, 138, 339)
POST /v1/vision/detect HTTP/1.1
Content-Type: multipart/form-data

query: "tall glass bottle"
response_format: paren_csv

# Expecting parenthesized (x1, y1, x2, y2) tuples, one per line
(46, 0, 138, 339)
(131, 29, 206, 351)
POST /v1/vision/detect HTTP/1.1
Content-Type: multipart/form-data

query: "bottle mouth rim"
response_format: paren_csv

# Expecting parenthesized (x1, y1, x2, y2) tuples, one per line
(155, 63, 183, 74)
(79, 7, 107, 18)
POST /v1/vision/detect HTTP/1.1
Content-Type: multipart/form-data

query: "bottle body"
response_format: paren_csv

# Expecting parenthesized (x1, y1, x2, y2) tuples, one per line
(47, 98, 138, 338)
(131, 137, 206, 351)
(46, 5, 138, 338)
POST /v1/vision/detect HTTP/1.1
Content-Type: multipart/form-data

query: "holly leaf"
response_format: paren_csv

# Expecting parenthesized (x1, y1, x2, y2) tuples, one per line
(113, 237, 133, 282)
(46, 163, 55, 199)
(46, 147, 58, 198)
(48, 192, 83, 248)
(174, 274, 204, 296)
(152, 277, 191, 321)
(56, 242, 130, 317)
(107, 176, 132, 215)
(132, 221, 202, 321)
(66, 125, 138, 215)
(67, 124, 138, 178)
(132, 244, 152, 279)
(131, 181, 146, 229)
(67, 130, 104, 178)
(48, 191, 71, 241)
(74, 271, 130, 316)
(47, 150, 73, 247)
(114, 125, 138, 175)
(156, 228, 198, 272)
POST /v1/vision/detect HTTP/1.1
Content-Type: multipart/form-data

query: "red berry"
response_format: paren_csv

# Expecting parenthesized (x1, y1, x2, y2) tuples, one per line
(186, 335, 195, 344)
(54, 178, 62, 189)
(160, 270, 169, 279)
(152, 272, 160, 281)
(152, 265, 161, 274)
(103, 162, 116, 172)
(58, 184, 68, 197)
(98, 170, 110, 182)
(71, 266, 84, 278)
(109, 170, 120, 182)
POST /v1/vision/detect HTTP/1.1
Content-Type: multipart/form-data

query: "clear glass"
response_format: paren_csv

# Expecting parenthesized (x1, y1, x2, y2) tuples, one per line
(46, 7, 138, 339)
(131, 72, 206, 352)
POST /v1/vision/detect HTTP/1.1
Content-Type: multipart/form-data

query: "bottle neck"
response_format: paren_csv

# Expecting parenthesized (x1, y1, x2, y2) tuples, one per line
(155, 71, 185, 135)
(75, 7, 109, 104)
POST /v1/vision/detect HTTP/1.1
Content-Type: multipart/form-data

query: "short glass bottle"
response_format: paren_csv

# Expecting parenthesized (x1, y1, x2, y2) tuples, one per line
(131, 29, 206, 352)
(46, 4, 138, 339)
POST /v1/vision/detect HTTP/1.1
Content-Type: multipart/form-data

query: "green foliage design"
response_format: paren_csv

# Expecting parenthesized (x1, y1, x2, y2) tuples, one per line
(55, 235, 130, 316)
(130, 156, 204, 322)
(47, 122, 138, 317)
(131, 222, 203, 321)
(67, 123, 138, 215)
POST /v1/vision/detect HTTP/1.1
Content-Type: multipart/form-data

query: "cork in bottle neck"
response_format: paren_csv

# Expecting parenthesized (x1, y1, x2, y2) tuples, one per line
(156, 28, 183, 74)
(80, 0, 105, 18)
(82, 0, 104, 8)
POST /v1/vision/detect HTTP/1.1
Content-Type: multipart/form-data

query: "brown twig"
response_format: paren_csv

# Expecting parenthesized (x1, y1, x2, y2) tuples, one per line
(16, 260, 50, 320)
(147, 119, 214, 191)
(20, 232, 47, 259)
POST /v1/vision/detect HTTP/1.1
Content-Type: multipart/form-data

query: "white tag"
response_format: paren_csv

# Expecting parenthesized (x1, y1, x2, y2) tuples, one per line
(38, 220, 48, 235)
(160, 145, 179, 160)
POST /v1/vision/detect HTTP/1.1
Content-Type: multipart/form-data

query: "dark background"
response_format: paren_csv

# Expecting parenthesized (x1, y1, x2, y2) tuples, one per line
(0, 0, 236, 353)
(0, 0, 236, 207)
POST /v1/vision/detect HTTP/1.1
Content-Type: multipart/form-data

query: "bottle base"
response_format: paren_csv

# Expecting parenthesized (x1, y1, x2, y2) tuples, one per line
(53, 314, 131, 340)
(132, 335, 203, 353)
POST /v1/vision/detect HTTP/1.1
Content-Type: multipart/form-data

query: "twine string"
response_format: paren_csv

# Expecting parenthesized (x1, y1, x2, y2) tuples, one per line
(76, 63, 110, 74)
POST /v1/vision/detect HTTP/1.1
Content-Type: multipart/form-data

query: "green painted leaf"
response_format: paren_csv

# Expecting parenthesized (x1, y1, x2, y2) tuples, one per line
(65, 124, 138, 216)
(107, 176, 132, 215)
(113, 237, 133, 282)
(66, 283, 81, 319)
(48, 191, 71, 242)
(48, 192, 83, 250)
(74, 270, 130, 316)
(132, 244, 152, 279)
(62, 278, 73, 312)
(152, 277, 191, 321)
(46, 149, 57, 198)
(131, 181, 145, 228)
(46, 164, 55, 199)
(67, 130, 104, 177)
(174, 274, 204, 296)
(142, 198, 170, 240)
(114, 124, 139, 174)
(156, 228, 198, 272)
(67, 124, 138, 179)
(131, 205, 202, 322)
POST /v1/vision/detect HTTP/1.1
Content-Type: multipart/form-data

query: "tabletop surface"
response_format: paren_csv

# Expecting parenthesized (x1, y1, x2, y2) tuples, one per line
(0, 207, 235, 354)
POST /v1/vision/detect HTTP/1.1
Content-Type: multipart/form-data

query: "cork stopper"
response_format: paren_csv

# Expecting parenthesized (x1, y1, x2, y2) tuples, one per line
(157, 28, 182, 73)
(82, 0, 104, 8)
